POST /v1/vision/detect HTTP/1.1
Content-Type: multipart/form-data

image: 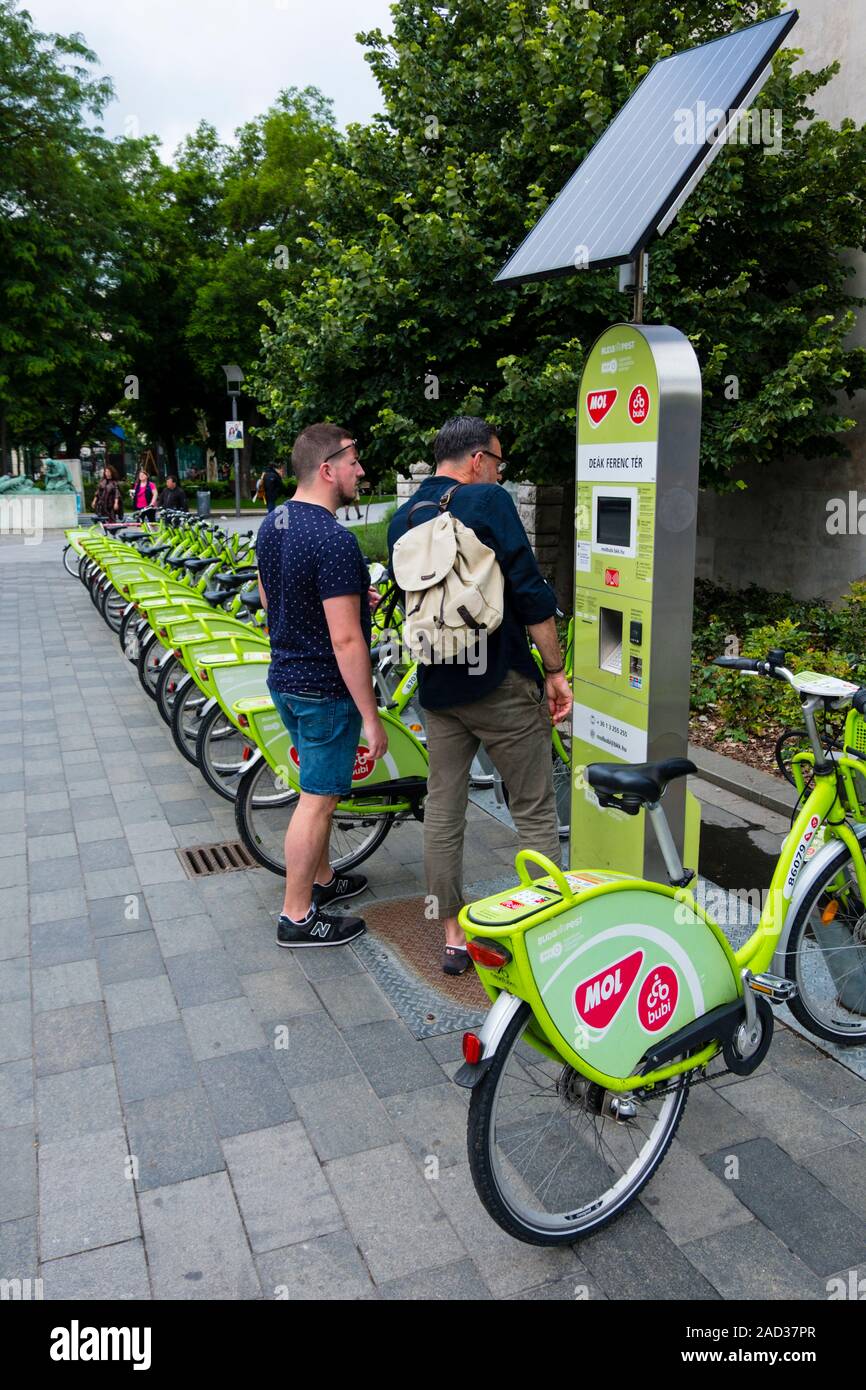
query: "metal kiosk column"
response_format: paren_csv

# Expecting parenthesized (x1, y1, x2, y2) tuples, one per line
(494, 9, 799, 882)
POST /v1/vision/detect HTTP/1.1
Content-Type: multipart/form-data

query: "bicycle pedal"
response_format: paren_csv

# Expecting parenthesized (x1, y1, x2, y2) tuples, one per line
(747, 972, 797, 1004)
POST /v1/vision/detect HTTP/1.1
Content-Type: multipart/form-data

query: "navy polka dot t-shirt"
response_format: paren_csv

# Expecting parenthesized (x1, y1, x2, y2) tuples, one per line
(256, 501, 371, 697)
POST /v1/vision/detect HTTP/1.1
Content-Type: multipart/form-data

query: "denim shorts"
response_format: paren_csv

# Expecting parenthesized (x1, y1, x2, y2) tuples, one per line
(269, 687, 362, 797)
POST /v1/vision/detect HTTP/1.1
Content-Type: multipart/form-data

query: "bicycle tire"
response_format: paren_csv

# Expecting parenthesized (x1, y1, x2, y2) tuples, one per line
(137, 631, 167, 699)
(195, 701, 256, 802)
(155, 656, 186, 727)
(100, 583, 127, 634)
(119, 605, 142, 659)
(234, 756, 394, 876)
(783, 837, 866, 1045)
(467, 1002, 689, 1245)
(169, 675, 209, 765)
(62, 545, 81, 578)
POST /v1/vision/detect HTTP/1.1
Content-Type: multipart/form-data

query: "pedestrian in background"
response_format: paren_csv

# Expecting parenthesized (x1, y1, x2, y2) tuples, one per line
(93, 465, 122, 521)
(159, 475, 188, 510)
(131, 467, 158, 520)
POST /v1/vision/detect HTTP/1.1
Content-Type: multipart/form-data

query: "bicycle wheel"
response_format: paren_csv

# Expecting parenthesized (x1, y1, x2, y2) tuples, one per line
(170, 675, 210, 765)
(100, 583, 128, 634)
(783, 838, 866, 1044)
(62, 544, 81, 578)
(775, 729, 813, 790)
(138, 632, 167, 699)
(235, 756, 394, 876)
(195, 701, 256, 802)
(155, 656, 186, 727)
(467, 1002, 689, 1245)
(119, 607, 143, 660)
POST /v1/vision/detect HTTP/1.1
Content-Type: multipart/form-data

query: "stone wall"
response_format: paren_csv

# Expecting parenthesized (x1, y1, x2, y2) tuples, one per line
(517, 483, 565, 583)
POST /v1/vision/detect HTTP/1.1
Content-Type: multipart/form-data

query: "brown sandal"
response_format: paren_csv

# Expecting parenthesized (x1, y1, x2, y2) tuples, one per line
(443, 945, 470, 976)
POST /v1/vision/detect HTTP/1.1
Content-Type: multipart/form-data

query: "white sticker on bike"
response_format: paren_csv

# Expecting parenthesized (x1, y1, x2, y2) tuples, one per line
(782, 814, 821, 899)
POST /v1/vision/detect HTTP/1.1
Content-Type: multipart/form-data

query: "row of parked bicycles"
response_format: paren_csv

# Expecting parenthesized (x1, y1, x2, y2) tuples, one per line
(63, 511, 574, 882)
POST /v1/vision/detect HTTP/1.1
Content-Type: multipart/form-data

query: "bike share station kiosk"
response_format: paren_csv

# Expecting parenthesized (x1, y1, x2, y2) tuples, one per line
(460, 12, 803, 1090)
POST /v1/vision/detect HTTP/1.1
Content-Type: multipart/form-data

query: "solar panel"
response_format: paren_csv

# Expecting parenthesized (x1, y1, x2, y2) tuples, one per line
(494, 10, 798, 287)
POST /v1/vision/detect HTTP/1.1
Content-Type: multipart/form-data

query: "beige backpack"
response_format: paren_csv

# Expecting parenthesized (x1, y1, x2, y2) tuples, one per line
(391, 484, 504, 664)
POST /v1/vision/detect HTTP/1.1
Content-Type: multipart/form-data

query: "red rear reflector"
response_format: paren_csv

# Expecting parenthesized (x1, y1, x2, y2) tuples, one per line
(198, 669, 209, 682)
(173, 650, 182, 659)
(237, 713, 249, 728)
(462, 1033, 482, 1065)
(242, 745, 252, 759)
(466, 939, 512, 969)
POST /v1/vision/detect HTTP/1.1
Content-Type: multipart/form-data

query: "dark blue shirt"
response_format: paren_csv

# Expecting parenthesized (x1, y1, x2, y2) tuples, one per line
(257, 501, 371, 698)
(388, 477, 557, 709)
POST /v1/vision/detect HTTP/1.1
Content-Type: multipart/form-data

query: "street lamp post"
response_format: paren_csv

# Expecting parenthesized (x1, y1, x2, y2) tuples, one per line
(221, 363, 244, 518)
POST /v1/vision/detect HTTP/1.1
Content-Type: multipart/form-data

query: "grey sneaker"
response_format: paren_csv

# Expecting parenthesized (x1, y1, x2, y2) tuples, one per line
(277, 907, 366, 949)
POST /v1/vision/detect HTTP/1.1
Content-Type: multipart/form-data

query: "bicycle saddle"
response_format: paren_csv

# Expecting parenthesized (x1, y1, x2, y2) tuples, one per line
(183, 557, 212, 573)
(239, 591, 261, 612)
(587, 758, 696, 811)
(215, 567, 258, 584)
(137, 542, 171, 557)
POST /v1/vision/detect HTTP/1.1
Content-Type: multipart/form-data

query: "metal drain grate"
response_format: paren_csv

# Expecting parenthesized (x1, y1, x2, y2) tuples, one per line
(177, 840, 258, 877)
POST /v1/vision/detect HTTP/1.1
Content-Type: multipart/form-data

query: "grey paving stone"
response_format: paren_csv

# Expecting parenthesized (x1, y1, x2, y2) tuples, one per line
(33, 1002, 111, 1077)
(25, 792, 69, 814)
(241, 965, 320, 1021)
(639, 1138, 753, 1245)
(722, 1072, 858, 1159)
(74, 816, 126, 845)
(139, 1171, 261, 1300)
(0, 1216, 37, 1281)
(104, 975, 179, 1033)
(78, 840, 133, 874)
(682, 1220, 826, 1300)
(676, 1080, 763, 1155)
(84, 866, 141, 901)
(343, 1019, 445, 1098)
(325, 1141, 464, 1284)
(802, 1142, 866, 1220)
(65, 795, 116, 822)
(113, 1020, 200, 1104)
(39, 1126, 140, 1260)
(124, 820, 178, 851)
(423, 1031, 465, 1065)
(837, 1103, 866, 1140)
(0, 957, 29, 1003)
(771, 1034, 866, 1111)
(704, 1138, 866, 1277)
(0, 1059, 34, 1128)
(30, 917, 92, 967)
(0, 1127, 36, 1221)
(199, 1048, 296, 1138)
(88, 894, 151, 938)
(144, 881, 208, 921)
(203, 898, 268, 932)
(30, 886, 87, 925)
(152, 914, 222, 958)
(27, 811, 77, 838)
(116, 797, 167, 826)
(111, 780, 153, 805)
(0, 915, 28, 963)
(314, 971, 396, 1028)
(182, 997, 265, 1060)
(507, 1271, 607, 1301)
(256, 1230, 376, 1301)
(28, 857, 84, 894)
(166, 949, 242, 1007)
(95, 931, 165, 985)
(431, 1159, 586, 1299)
(383, 1083, 471, 1172)
(224, 1122, 343, 1254)
(0, 999, 31, 1063)
(378, 1258, 495, 1300)
(164, 799, 214, 826)
(33, 959, 101, 1013)
(219, 926, 284, 975)
(573, 1198, 720, 1301)
(291, 1073, 395, 1161)
(268, 1012, 360, 1088)
(0, 856, 27, 888)
(36, 1065, 123, 1142)
(125, 1086, 224, 1191)
(40, 1238, 151, 1300)
(0, 832, 26, 860)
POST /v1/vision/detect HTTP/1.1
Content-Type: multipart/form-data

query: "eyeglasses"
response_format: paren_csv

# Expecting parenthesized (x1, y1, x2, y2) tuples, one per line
(323, 438, 362, 464)
(477, 450, 508, 475)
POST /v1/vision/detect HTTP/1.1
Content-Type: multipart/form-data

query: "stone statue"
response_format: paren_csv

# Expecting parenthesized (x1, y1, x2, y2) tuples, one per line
(409, 460, 432, 481)
(42, 459, 76, 492)
(0, 474, 39, 495)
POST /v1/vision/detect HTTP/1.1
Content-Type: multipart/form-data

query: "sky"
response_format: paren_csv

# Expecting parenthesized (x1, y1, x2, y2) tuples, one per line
(24, 0, 395, 156)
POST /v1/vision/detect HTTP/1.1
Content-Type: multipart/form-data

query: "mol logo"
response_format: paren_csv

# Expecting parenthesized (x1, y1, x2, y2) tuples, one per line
(586, 389, 618, 428)
(574, 949, 643, 1032)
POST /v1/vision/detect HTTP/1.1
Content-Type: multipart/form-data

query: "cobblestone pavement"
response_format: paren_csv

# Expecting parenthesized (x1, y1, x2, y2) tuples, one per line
(1, 538, 865, 1300)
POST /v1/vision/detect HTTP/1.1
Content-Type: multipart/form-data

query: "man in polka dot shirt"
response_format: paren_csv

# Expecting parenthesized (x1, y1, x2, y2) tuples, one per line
(256, 424, 387, 949)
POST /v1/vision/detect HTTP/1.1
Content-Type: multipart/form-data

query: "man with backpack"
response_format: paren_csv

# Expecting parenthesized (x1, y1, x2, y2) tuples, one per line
(388, 416, 572, 975)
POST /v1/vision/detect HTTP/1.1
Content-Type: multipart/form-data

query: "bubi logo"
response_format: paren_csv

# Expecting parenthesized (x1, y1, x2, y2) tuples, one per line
(586, 389, 618, 427)
(628, 384, 651, 425)
(352, 746, 377, 782)
(604, 569, 620, 588)
(574, 950, 643, 1032)
(637, 965, 679, 1033)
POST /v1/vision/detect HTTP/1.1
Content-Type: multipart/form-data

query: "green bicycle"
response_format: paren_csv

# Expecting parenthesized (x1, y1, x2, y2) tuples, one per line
(454, 649, 866, 1245)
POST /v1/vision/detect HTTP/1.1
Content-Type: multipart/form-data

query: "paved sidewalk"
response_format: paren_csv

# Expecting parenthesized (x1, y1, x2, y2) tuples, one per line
(1, 544, 866, 1300)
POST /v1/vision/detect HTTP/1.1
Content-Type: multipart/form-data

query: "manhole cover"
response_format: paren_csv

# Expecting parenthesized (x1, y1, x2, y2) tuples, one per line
(177, 841, 258, 877)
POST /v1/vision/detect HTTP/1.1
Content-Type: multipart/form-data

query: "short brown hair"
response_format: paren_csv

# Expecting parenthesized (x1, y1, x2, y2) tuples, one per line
(292, 422, 352, 482)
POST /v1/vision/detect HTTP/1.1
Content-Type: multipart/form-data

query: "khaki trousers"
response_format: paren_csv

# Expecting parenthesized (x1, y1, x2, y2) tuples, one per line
(423, 671, 562, 920)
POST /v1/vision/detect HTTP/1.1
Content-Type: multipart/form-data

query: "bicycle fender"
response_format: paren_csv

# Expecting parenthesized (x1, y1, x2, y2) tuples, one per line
(453, 992, 528, 1089)
(771, 820, 866, 972)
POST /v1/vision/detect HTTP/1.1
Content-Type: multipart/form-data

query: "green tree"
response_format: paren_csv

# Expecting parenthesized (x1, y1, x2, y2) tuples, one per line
(252, 0, 866, 495)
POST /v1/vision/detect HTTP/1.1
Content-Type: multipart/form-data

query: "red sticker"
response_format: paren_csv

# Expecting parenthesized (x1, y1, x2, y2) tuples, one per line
(637, 965, 679, 1033)
(628, 384, 651, 425)
(289, 746, 301, 767)
(352, 745, 377, 782)
(574, 950, 643, 1032)
(604, 569, 620, 587)
(586, 389, 618, 427)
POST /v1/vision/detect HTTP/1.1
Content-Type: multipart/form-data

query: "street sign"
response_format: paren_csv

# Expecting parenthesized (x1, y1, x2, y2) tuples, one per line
(225, 421, 244, 450)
